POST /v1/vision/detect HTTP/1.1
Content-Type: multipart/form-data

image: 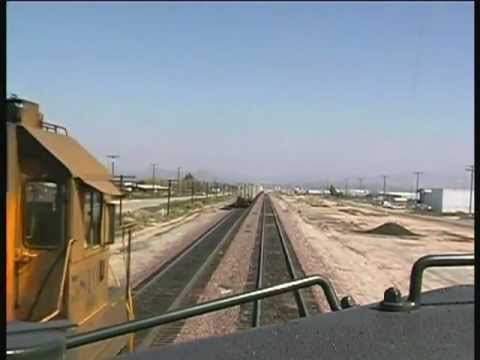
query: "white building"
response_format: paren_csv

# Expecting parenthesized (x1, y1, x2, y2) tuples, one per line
(345, 189, 370, 197)
(136, 184, 169, 191)
(419, 188, 474, 213)
(379, 191, 417, 201)
(306, 189, 328, 195)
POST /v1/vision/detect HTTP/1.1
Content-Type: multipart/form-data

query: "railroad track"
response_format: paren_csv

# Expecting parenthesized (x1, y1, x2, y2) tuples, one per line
(132, 196, 259, 350)
(240, 195, 320, 328)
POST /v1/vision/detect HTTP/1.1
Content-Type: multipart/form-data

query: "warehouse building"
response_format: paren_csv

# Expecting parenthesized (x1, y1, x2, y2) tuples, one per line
(418, 188, 474, 214)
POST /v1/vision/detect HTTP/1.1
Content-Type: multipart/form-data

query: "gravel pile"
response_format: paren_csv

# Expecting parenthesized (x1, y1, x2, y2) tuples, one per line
(362, 222, 418, 237)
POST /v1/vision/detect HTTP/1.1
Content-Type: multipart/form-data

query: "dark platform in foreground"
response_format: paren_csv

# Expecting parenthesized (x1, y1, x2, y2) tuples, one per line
(122, 285, 473, 360)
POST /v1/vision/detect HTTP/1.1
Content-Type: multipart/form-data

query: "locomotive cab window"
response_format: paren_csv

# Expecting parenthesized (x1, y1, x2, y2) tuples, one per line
(24, 181, 65, 249)
(83, 189, 103, 247)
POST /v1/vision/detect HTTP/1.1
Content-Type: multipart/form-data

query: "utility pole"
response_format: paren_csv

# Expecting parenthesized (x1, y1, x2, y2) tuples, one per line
(358, 177, 363, 190)
(107, 155, 120, 176)
(413, 171, 424, 204)
(151, 163, 158, 195)
(119, 175, 124, 227)
(381, 175, 387, 197)
(167, 179, 172, 216)
(177, 167, 182, 196)
(112, 174, 135, 229)
(215, 180, 218, 199)
(206, 181, 209, 199)
(191, 179, 195, 204)
(344, 178, 349, 196)
(466, 165, 474, 215)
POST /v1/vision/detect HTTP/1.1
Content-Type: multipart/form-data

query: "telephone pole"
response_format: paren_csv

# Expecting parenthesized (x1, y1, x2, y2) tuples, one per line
(151, 163, 158, 194)
(381, 175, 387, 196)
(466, 165, 474, 215)
(177, 167, 182, 195)
(191, 179, 195, 204)
(167, 179, 172, 216)
(413, 171, 423, 203)
(358, 177, 363, 190)
(344, 178, 349, 196)
(107, 155, 120, 176)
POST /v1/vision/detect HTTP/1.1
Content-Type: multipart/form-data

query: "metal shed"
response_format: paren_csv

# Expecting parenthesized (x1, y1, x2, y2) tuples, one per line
(419, 188, 473, 213)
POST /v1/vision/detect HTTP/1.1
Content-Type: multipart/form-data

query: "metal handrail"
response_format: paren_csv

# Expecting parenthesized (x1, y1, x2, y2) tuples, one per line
(42, 121, 68, 136)
(408, 253, 474, 304)
(380, 253, 474, 311)
(65, 275, 342, 349)
(39, 239, 75, 322)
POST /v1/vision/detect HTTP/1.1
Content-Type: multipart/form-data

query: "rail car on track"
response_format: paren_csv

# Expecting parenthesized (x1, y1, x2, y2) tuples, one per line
(6, 97, 132, 359)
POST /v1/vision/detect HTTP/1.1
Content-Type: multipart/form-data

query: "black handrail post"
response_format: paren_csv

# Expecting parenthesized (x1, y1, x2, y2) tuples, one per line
(379, 253, 474, 311)
(407, 253, 474, 304)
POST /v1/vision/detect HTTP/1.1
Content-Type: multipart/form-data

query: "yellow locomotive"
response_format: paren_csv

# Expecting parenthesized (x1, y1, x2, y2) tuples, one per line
(6, 97, 131, 359)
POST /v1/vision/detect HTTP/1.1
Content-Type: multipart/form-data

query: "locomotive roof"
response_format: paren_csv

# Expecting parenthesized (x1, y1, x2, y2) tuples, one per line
(120, 285, 473, 360)
(19, 125, 121, 196)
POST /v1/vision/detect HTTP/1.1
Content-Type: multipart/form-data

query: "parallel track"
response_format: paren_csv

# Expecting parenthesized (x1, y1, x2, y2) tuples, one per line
(132, 198, 258, 350)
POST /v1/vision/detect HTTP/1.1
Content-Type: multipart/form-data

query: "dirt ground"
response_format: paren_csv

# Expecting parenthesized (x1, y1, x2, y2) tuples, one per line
(271, 194, 474, 307)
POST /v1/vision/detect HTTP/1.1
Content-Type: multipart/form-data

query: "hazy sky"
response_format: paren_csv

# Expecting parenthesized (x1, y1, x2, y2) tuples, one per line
(7, 2, 473, 186)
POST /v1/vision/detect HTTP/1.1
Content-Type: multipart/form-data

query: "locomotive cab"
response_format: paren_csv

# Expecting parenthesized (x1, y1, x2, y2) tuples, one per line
(6, 97, 130, 359)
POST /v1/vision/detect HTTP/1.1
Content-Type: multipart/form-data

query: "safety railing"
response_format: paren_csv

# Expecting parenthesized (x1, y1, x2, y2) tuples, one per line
(119, 222, 136, 351)
(379, 253, 474, 311)
(39, 239, 76, 323)
(65, 275, 342, 349)
(42, 121, 69, 136)
(7, 253, 474, 358)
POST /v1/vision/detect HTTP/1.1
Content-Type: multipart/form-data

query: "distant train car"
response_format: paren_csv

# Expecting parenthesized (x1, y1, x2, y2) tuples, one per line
(6, 97, 131, 359)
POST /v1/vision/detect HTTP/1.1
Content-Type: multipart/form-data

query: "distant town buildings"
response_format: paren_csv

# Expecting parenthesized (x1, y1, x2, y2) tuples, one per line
(418, 188, 474, 214)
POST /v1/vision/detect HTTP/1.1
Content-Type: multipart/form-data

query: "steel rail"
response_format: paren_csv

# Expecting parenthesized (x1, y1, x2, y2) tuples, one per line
(65, 275, 342, 350)
(268, 196, 309, 318)
(137, 196, 259, 349)
(132, 209, 237, 298)
(252, 197, 266, 327)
